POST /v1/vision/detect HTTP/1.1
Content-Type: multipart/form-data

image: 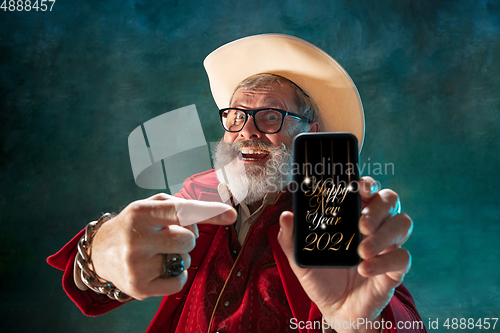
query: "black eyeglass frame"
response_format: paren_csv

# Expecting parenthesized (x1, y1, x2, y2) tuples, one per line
(219, 108, 310, 134)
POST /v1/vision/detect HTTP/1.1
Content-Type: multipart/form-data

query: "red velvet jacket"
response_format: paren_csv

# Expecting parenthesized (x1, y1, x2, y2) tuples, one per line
(47, 170, 426, 333)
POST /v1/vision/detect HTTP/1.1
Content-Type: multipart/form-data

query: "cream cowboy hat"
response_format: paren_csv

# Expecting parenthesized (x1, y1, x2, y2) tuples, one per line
(203, 33, 365, 150)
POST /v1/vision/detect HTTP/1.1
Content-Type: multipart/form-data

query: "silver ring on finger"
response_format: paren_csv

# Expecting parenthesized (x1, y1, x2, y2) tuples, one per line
(160, 254, 184, 278)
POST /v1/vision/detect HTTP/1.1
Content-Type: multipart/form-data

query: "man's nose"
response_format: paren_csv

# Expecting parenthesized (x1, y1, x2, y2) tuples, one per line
(238, 116, 262, 140)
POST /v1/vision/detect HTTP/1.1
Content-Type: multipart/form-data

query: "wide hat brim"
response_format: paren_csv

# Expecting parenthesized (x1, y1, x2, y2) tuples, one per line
(203, 33, 365, 150)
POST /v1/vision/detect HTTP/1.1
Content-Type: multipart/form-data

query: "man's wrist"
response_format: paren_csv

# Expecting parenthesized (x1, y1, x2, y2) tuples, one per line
(75, 213, 132, 302)
(321, 314, 382, 333)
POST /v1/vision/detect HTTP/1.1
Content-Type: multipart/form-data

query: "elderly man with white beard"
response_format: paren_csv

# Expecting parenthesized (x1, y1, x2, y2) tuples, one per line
(48, 35, 426, 333)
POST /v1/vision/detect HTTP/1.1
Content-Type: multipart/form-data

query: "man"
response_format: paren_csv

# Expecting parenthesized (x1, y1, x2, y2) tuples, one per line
(48, 34, 425, 333)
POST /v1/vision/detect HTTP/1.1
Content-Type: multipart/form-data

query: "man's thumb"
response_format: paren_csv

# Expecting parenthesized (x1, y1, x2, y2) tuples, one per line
(278, 211, 294, 259)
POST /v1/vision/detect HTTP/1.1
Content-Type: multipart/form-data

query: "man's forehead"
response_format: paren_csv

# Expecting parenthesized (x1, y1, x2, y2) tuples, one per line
(230, 83, 296, 109)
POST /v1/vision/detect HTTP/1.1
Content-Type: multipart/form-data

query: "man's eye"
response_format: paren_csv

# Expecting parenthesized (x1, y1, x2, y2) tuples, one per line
(236, 113, 246, 120)
(262, 111, 280, 121)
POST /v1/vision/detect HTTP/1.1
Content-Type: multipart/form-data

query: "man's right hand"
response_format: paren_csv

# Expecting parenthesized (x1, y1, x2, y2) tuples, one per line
(91, 193, 237, 300)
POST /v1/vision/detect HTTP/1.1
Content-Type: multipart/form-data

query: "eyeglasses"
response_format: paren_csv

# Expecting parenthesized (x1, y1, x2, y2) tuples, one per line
(219, 108, 310, 134)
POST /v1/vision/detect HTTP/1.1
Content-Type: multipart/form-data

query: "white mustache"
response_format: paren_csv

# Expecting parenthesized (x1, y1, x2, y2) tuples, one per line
(213, 139, 292, 204)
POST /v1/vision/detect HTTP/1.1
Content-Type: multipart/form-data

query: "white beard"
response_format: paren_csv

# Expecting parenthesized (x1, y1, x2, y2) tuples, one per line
(213, 140, 292, 205)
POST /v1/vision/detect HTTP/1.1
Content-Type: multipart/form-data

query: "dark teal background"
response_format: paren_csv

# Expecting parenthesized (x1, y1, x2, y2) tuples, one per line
(1, 0, 499, 332)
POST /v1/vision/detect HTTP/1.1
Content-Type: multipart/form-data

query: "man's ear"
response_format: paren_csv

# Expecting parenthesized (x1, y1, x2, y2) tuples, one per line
(307, 122, 320, 133)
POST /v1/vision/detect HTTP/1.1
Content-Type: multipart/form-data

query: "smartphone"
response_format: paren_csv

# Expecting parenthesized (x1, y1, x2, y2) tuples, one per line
(292, 133, 361, 267)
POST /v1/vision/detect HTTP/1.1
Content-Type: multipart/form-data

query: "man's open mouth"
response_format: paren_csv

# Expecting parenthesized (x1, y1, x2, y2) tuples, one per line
(240, 149, 270, 161)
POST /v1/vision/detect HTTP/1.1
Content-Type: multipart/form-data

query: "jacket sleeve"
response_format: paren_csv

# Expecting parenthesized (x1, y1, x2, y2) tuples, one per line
(380, 284, 427, 333)
(46, 228, 127, 316)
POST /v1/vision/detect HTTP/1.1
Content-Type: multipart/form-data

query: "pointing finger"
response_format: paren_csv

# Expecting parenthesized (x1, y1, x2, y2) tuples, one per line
(136, 198, 237, 227)
(144, 194, 201, 237)
(146, 193, 172, 201)
(173, 199, 237, 226)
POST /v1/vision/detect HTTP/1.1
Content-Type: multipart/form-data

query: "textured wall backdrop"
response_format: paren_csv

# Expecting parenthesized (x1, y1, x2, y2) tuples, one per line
(1, 0, 499, 332)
